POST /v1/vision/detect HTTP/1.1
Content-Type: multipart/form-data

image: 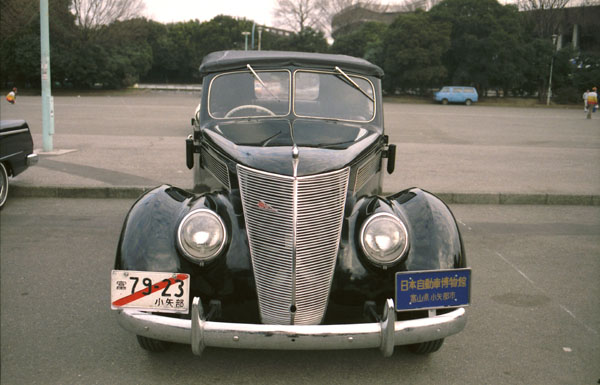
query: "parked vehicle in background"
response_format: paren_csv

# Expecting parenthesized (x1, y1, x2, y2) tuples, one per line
(435, 86, 478, 105)
(111, 51, 471, 357)
(0, 120, 38, 208)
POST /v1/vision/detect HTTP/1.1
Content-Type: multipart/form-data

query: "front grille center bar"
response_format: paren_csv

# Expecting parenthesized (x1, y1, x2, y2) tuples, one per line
(290, 144, 299, 324)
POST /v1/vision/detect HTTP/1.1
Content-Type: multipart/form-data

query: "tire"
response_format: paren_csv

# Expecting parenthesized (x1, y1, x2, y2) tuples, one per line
(408, 338, 445, 354)
(465, 99, 472, 106)
(442, 99, 449, 105)
(0, 163, 8, 209)
(136, 335, 171, 352)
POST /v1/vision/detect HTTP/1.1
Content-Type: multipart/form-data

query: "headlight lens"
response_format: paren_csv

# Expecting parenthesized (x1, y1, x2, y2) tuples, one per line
(360, 212, 409, 267)
(177, 209, 226, 264)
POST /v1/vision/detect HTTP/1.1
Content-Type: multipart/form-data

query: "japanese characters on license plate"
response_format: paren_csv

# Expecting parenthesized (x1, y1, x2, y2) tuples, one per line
(111, 270, 190, 314)
(395, 268, 471, 312)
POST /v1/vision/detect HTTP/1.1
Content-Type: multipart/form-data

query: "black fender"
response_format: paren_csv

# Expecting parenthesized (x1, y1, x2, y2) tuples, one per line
(114, 185, 258, 321)
(388, 188, 465, 270)
(327, 188, 465, 319)
(115, 185, 195, 272)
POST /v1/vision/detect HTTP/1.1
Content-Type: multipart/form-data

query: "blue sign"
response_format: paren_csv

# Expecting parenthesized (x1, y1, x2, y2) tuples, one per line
(395, 268, 471, 311)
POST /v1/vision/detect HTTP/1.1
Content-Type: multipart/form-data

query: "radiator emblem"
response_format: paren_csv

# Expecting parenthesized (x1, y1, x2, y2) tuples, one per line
(257, 200, 278, 213)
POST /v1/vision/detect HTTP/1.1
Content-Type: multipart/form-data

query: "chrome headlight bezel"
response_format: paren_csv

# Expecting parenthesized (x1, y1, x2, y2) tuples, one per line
(359, 212, 409, 267)
(177, 208, 227, 264)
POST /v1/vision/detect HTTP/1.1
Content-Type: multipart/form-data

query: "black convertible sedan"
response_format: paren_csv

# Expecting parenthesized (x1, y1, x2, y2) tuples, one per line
(111, 51, 471, 357)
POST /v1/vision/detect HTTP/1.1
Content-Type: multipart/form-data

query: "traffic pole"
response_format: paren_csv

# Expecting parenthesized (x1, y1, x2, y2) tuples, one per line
(40, 0, 54, 152)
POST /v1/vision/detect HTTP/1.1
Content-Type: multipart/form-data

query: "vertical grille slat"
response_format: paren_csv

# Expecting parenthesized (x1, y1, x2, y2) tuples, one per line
(238, 165, 349, 325)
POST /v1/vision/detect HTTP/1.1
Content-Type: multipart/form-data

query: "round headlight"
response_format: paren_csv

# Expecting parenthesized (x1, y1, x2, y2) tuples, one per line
(177, 209, 226, 264)
(360, 212, 409, 267)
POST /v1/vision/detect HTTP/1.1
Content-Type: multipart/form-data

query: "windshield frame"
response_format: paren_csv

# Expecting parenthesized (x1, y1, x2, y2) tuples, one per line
(292, 69, 376, 124)
(207, 69, 292, 120)
(206, 67, 377, 123)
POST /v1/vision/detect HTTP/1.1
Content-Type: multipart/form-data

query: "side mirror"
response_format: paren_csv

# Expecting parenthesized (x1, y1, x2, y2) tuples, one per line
(186, 136, 194, 170)
(386, 144, 396, 174)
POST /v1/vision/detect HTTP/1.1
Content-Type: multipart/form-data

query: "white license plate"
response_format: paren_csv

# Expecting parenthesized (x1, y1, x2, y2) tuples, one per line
(111, 270, 190, 314)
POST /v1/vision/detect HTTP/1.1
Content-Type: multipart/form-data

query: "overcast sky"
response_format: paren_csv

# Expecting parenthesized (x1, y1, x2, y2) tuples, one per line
(143, 0, 278, 26)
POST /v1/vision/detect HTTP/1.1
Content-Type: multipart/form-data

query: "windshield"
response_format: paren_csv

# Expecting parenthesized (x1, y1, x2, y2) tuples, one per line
(294, 70, 375, 122)
(208, 68, 376, 122)
(208, 70, 291, 119)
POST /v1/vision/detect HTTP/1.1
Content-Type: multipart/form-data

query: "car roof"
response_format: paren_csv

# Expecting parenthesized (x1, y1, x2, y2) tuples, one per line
(199, 50, 384, 78)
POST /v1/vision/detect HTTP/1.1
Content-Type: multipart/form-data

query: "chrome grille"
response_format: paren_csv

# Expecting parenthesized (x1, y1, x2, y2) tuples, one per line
(354, 152, 381, 191)
(238, 165, 350, 325)
(203, 148, 230, 189)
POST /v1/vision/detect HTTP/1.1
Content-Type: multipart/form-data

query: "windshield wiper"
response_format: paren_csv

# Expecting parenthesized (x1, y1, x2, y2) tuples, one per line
(334, 66, 374, 102)
(247, 64, 281, 101)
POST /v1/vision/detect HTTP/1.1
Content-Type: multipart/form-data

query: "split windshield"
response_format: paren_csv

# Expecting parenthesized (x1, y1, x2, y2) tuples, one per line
(208, 69, 375, 122)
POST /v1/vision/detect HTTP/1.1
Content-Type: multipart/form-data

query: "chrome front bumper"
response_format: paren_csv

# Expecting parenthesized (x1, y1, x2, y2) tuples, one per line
(116, 297, 467, 357)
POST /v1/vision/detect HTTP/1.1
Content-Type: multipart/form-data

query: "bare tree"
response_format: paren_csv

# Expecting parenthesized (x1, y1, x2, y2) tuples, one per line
(71, 0, 145, 31)
(517, 0, 572, 37)
(273, 0, 387, 36)
(273, 0, 323, 32)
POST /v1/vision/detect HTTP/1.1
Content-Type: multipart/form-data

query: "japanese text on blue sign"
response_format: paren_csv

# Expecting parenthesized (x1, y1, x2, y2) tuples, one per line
(395, 269, 471, 311)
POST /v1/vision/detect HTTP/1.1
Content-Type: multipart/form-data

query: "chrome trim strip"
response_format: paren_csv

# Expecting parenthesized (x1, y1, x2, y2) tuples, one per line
(0, 128, 29, 136)
(116, 299, 467, 356)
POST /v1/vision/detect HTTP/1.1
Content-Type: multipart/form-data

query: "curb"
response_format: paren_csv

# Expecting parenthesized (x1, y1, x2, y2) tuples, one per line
(8, 185, 600, 205)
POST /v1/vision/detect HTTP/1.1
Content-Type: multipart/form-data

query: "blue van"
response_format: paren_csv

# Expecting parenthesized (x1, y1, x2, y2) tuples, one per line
(434, 86, 478, 105)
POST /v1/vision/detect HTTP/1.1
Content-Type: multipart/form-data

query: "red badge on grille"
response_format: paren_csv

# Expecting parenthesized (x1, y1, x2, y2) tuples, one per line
(257, 200, 278, 213)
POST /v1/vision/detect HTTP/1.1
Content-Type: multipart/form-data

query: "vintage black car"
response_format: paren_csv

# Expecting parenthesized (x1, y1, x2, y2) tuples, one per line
(111, 51, 470, 356)
(0, 120, 38, 208)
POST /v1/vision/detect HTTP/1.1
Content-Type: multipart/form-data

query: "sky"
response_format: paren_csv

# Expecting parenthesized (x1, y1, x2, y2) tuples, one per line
(143, 0, 278, 27)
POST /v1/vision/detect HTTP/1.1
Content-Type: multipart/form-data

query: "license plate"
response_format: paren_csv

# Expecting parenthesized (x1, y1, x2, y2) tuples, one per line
(395, 268, 471, 312)
(111, 270, 190, 314)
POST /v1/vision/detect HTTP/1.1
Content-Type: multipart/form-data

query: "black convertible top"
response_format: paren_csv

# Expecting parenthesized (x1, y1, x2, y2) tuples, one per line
(199, 50, 384, 78)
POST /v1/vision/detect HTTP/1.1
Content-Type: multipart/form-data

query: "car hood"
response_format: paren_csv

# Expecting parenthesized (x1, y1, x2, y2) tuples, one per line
(201, 119, 382, 176)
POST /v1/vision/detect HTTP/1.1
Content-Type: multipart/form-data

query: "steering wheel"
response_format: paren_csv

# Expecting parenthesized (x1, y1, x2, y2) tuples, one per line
(224, 104, 276, 118)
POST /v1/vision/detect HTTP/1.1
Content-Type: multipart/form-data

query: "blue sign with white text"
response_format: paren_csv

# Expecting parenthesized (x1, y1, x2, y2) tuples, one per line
(395, 269, 471, 311)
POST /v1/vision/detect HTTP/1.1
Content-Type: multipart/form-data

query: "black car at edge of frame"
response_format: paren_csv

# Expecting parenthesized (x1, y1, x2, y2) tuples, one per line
(0, 120, 38, 208)
(111, 51, 471, 357)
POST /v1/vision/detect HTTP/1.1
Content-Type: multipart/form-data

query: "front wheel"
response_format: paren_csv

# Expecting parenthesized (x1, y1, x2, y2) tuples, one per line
(442, 99, 448, 105)
(0, 163, 9, 209)
(465, 99, 472, 106)
(136, 335, 171, 352)
(408, 338, 444, 354)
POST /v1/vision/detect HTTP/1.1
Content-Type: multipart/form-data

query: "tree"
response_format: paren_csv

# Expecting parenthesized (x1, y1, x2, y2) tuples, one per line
(430, 0, 529, 95)
(381, 11, 451, 94)
(331, 21, 387, 60)
(274, 0, 323, 32)
(71, 0, 144, 33)
(517, 0, 570, 38)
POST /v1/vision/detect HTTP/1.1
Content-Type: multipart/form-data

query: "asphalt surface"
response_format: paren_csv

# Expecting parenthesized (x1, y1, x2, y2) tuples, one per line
(1, 198, 598, 384)
(0, 93, 599, 205)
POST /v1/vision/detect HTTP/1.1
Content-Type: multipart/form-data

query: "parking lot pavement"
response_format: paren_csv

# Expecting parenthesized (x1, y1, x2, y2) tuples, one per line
(0, 95, 598, 204)
(0, 198, 598, 384)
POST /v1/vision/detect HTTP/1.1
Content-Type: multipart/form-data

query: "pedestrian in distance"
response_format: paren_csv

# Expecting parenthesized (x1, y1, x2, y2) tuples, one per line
(583, 89, 589, 112)
(586, 87, 597, 120)
(5, 87, 17, 104)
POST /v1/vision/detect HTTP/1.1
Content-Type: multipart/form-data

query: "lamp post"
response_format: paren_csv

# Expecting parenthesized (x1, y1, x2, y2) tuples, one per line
(546, 34, 558, 106)
(40, 0, 54, 152)
(258, 27, 263, 51)
(242, 32, 250, 51)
